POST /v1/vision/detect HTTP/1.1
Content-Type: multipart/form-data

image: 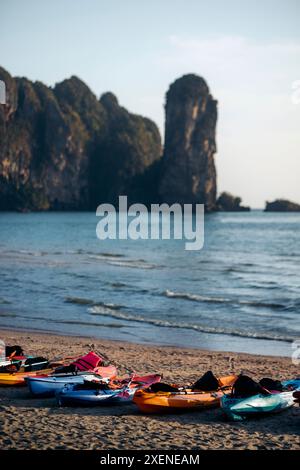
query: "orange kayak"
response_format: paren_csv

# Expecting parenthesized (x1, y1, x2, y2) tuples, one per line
(133, 375, 237, 414)
(0, 369, 53, 386)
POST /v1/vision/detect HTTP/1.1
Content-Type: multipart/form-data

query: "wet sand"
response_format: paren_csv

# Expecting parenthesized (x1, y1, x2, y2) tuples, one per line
(0, 329, 299, 450)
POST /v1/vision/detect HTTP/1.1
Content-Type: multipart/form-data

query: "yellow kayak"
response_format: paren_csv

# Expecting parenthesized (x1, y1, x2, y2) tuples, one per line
(0, 369, 53, 386)
(133, 375, 237, 414)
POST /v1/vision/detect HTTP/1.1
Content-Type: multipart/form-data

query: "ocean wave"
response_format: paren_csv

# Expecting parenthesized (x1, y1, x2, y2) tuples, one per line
(64, 297, 123, 310)
(163, 290, 286, 309)
(109, 282, 151, 295)
(164, 290, 232, 304)
(283, 300, 300, 312)
(110, 282, 129, 288)
(97, 252, 125, 258)
(0, 312, 16, 317)
(53, 319, 124, 328)
(245, 283, 278, 290)
(0, 251, 68, 268)
(1, 247, 159, 270)
(0, 248, 123, 258)
(64, 297, 95, 306)
(87, 254, 156, 269)
(65, 272, 95, 281)
(1, 249, 51, 257)
(88, 305, 294, 343)
(1, 312, 125, 329)
(107, 259, 158, 270)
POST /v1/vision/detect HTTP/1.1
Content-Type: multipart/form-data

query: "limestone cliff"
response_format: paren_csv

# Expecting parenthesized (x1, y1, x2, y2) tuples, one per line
(158, 74, 218, 210)
(0, 67, 161, 211)
(90, 92, 162, 206)
(0, 69, 220, 211)
(0, 68, 99, 210)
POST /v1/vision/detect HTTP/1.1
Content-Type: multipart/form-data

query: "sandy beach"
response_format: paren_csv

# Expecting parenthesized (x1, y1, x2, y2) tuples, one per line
(0, 329, 299, 450)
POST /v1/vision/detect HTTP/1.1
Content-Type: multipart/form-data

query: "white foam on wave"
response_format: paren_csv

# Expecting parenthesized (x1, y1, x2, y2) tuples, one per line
(65, 297, 123, 310)
(88, 254, 158, 270)
(88, 305, 294, 343)
(163, 289, 286, 309)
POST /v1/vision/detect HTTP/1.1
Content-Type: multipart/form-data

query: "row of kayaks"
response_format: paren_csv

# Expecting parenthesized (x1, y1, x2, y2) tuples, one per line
(1, 345, 299, 421)
(0, 348, 117, 385)
(23, 372, 300, 420)
(132, 375, 300, 420)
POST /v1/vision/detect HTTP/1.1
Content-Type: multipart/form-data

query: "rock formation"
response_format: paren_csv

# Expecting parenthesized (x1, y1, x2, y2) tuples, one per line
(0, 67, 161, 211)
(265, 199, 300, 212)
(217, 192, 250, 212)
(158, 74, 218, 210)
(0, 68, 221, 211)
(90, 92, 161, 207)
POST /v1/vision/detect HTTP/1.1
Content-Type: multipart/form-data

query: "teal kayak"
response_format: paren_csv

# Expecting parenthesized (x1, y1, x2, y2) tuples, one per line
(221, 378, 300, 421)
(282, 378, 300, 389)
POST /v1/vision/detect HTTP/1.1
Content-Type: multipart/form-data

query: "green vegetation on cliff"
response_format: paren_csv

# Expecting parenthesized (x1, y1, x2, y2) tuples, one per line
(0, 67, 162, 211)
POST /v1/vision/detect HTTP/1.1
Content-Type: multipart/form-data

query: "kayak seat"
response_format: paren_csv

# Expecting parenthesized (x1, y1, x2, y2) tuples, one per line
(73, 380, 110, 391)
(231, 375, 270, 398)
(191, 371, 219, 391)
(259, 377, 283, 392)
(149, 383, 179, 393)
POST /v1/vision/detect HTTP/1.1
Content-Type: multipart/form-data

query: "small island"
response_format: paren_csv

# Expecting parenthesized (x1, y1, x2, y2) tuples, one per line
(217, 192, 250, 212)
(265, 199, 300, 212)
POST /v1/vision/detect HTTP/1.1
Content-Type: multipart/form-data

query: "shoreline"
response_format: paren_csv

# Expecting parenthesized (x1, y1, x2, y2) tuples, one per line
(0, 324, 293, 359)
(0, 325, 290, 359)
(0, 328, 299, 450)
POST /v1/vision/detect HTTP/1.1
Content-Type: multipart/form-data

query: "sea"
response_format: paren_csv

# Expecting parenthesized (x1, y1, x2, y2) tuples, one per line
(0, 211, 299, 357)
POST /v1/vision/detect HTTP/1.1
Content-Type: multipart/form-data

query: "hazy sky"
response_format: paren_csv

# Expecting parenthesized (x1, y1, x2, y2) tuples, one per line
(1, 0, 300, 207)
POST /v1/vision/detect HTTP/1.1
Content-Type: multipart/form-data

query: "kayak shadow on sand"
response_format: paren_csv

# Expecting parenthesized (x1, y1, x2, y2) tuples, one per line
(45, 402, 300, 437)
(0, 386, 140, 415)
(1, 388, 299, 438)
(135, 406, 300, 437)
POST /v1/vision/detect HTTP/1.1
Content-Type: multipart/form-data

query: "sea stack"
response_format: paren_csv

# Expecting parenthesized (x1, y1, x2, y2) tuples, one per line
(217, 192, 250, 212)
(265, 199, 300, 212)
(159, 74, 218, 211)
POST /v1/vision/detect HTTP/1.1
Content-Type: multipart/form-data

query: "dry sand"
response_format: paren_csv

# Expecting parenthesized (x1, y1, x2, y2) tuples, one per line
(0, 329, 299, 450)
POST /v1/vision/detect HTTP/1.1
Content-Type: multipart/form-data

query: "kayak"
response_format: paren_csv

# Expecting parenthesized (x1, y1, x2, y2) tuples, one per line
(0, 355, 79, 371)
(57, 385, 136, 407)
(0, 357, 27, 366)
(119, 373, 162, 388)
(26, 365, 118, 396)
(221, 390, 296, 421)
(0, 369, 53, 386)
(0, 360, 19, 368)
(133, 375, 237, 414)
(293, 390, 300, 405)
(133, 389, 225, 413)
(221, 377, 300, 421)
(56, 373, 161, 407)
(282, 378, 300, 389)
(0, 356, 38, 370)
(26, 373, 106, 396)
(221, 376, 300, 421)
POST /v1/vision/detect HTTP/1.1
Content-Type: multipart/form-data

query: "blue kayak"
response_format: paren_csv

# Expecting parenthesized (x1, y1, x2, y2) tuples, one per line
(56, 384, 137, 407)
